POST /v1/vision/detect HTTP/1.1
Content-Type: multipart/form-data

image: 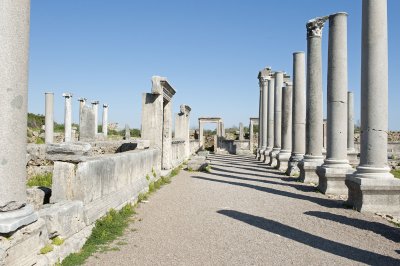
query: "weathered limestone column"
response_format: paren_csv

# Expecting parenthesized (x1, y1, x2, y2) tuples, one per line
(63, 93, 73, 142)
(78, 97, 86, 127)
(175, 105, 191, 158)
(91, 101, 99, 135)
(125, 124, 131, 140)
(256, 83, 263, 159)
(0, 0, 38, 233)
(265, 76, 275, 162)
(269, 72, 283, 167)
(322, 120, 327, 155)
(45, 92, 54, 144)
(277, 82, 293, 171)
(288, 52, 306, 176)
(346, 0, 400, 214)
(102, 104, 109, 136)
(199, 121, 204, 149)
(317, 12, 353, 195)
(239, 123, 244, 141)
(258, 68, 270, 160)
(298, 16, 328, 183)
(347, 91, 358, 165)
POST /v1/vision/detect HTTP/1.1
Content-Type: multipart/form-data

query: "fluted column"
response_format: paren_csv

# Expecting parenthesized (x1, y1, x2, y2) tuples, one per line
(317, 12, 353, 195)
(78, 98, 86, 127)
(102, 104, 109, 136)
(63, 93, 73, 142)
(277, 82, 293, 172)
(0, 0, 38, 233)
(91, 101, 99, 135)
(256, 82, 263, 159)
(298, 16, 328, 183)
(347, 91, 358, 165)
(346, 0, 400, 214)
(45, 92, 54, 144)
(258, 68, 270, 160)
(265, 76, 275, 162)
(269, 72, 283, 167)
(288, 52, 306, 176)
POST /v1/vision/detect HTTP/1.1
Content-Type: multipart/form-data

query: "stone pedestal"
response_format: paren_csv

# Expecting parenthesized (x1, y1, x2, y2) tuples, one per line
(45, 92, 54, 144)
(346, 0, 400, 214)
(299, 16, 327, 183)
(269, 72, 283, 167)
(277, 82, 292, 172)
(0, 0, 38, 234)
(288, 52, 306, 176)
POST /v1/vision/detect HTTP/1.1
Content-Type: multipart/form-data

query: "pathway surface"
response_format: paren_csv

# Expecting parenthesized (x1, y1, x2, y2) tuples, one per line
(85, 154, 400, 265)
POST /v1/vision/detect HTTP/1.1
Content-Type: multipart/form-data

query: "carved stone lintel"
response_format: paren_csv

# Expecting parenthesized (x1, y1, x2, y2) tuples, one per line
(151, 75, 176, 102)
(306, 16, 329, 38)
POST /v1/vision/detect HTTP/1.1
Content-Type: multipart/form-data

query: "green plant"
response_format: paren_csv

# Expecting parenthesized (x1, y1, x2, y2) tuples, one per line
(137, 193, 148, 203)
(35, 137, 45, 144)
(27, 173, 52, 188)
(40, 244, 53, 254)
(152, 167, 157, 178)
(391, 169, 400, 179)
(62, 204, 135, 265)
(146, 174, 150, 181)
(52, 237, 65, 246)
(204, 165, 212, 173)
(148, 182, 155, 193)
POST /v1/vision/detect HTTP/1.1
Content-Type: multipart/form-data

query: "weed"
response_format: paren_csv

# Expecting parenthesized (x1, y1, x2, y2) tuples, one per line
(204, 165, 212, 173)
(116, 241, 128, 246)
(146, 174, 150, 181)
(35, 137, 45, 144)
(52, 237, 65, 246)
(148, 182, 155, 193)
(27, 173, 52, 188)
(391, 169, 400, 179)
(40, 244, 53, 254)
(61, 204, 135, 265)
(152, 167, 157, 178)
(137, 193, 148, 203)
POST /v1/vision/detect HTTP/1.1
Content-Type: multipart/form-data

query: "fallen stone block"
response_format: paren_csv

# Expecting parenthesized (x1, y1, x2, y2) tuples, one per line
(27, 187, 50, 211)
(46, 142, 91, 163)
(197, 151, 209, 157)
(188, 156, 210, 171)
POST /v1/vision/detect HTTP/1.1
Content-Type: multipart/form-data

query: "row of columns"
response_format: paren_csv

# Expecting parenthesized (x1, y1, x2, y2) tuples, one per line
(44, 93, 109, 143)
(256, 0, 399, 214)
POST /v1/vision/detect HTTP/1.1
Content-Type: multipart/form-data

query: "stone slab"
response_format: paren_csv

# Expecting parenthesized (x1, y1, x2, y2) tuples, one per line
(46, 142, 92, 163)
(0, 205, 38, 234)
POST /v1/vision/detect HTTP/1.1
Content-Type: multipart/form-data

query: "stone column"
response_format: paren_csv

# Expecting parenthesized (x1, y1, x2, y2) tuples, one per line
(45, 92, 54, 144)
(91, 101, 99, 135)
(102, 104, 108, 136)
(256, 84, 263, 159)
(239, 123, 244, 141)
(258, 67, 271, 161)
(265, 76, 275, 162)
(317, 12, 353, 195)
(322, 120, 327, 155)
(125, 124, 131, 140)
(347, 91, 358, 165)
(0, 0, 38, 233)
(346, 0, 400, 214)
(288, 52, 306, 176)
(269, 72, 283, 167)
(249, 119, 254, 152)
(298, 16, 328, 183)
(199, 121, 204, 149)
(277, 82, 293, 172)
(78, 98, 86, 127)
(63, 93, 73, 142)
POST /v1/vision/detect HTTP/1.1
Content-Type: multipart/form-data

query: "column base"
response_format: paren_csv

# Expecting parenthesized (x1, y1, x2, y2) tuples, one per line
(347, 149, 359, 167)
(277, 151, 291, 172)
(0, 205, 38, 234)
(262, 148, 272, 163)
(298, 156, 324, 184)
(345, 167, 400, 215)
(287, 153, 304, 176)
(317, 161, 354, 195)
(269, 148, 280, 168)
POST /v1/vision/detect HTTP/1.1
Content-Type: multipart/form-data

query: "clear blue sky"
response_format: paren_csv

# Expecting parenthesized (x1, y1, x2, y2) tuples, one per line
(28, 0, 400, 130)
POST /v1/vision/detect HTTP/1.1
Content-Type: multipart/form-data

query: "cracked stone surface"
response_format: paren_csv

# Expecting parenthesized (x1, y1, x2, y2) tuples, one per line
(85, 154, 400, 265)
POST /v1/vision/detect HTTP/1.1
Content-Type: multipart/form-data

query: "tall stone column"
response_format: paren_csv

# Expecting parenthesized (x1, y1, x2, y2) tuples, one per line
(125, 124, 131, 140)
(102, 104, 109, 136)
(298, 16, 328, 184)
(277, 82, 293, 172)
(347, 91, 358, 165)
(249, 119, 254, 152)
(288, 52, 306, 176)
(269, 72, 283, 167)
(317, 12, 353, 195)
(346, 0, 400, 214)
(63, 93, 73, 143)
(258, 68, 270, 160)
(91, 101, 99, 135)
(256, 82, 263, 159)
(322, 120, 327, 155)
(239, 123, 244, 140)
(45, 92, 54, 144)
(0, 0, 38, 233)
(265, 76, 275, 162)
(78, 98, 86, 127)
(199, 121, 204, 149)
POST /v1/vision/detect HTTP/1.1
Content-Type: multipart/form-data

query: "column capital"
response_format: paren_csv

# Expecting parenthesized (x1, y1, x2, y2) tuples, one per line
(62, 92, 73, 98)
(103, 104, 109, 108)
(306, 16, 329, 38)
(91, 100, 99, 105)
(78, 97, 87, 102)
(179, 104, 191, 115)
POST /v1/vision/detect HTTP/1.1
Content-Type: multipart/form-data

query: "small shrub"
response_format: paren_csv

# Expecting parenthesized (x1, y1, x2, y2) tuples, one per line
(35, 137, 45, 144)
(204, 165, 212, 173)
(170, 167, 180, 178)
(152, 167, 157, 178)
(137, 193, 148, 203)
(146, 174, 150, 181)
(392, 170, 400, 179)
(27, 173, 52, 188)
(40, 244, 53, 254)
(52, 237, 64, 246)
(148, 182, 155, 193)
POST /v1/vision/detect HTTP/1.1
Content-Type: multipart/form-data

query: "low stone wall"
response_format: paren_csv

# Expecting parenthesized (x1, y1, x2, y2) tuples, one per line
(218, 139, 252, 155)
(171, 139, 186, 167)
(190, 139, 200, 155)
(52, 149, 161, 224)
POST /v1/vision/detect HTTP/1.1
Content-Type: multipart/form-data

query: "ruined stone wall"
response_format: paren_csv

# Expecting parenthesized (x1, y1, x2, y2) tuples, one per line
(171, 139, 186, 167)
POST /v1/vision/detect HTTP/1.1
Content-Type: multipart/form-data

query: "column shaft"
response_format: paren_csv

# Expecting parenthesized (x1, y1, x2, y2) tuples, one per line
(267, 78, 275, 151)
(45, 92, 54, 144)
(63, 93, 73, 142)
(261, 79, 268, 150)
(347, 92, 355, 151)
(102, 105, 108, 136)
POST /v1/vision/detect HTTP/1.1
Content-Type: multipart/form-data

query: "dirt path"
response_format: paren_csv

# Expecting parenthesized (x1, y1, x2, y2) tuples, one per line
(85, 154, 400, 265)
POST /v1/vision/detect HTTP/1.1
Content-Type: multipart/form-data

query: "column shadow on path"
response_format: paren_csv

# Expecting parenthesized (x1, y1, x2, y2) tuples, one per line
(217, 209, 400, 265)
(304, 211, 400, 243)
(191, 175, 343, 209)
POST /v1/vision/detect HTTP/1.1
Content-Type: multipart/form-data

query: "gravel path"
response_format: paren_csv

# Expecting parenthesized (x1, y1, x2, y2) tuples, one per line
(85, 154, 400, 265)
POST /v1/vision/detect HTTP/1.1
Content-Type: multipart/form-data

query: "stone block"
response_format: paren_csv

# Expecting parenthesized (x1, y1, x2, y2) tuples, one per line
(298, 158, 324, 184)
(188, 156, 209, 171)
(79, 106, 96, 142)
(27, 187, 51, 211)
(317, 166, 354, 195)
(197, 151, 209, 157)
(269, 150, 279, 168)
(277, 152, 291, 172)
(46, 142, 91, 163)
(51, 162, 77, 203)
(0, 205, 38, 234)
(39, 201, 86, 239)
